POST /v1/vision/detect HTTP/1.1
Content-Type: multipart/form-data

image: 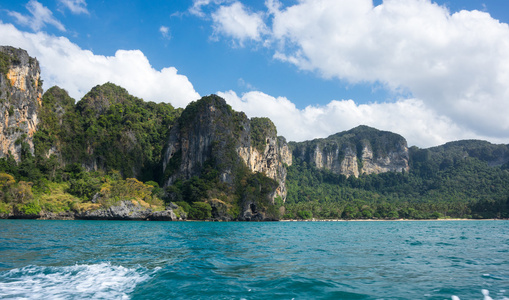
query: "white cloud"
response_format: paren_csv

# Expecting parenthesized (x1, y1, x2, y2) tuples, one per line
(190, 0, 509, 145)
(0, 23, 200, 108)
(190, 0, 212, 17)
(190, 0, 228, 17)
(159, 26, 171, 40)
(8, 0, 66, 32)
(58, 0, 89, 15)
(218, 90, 505, 148)
(268, 0, 509, 141)
(211, 2, 267, 46)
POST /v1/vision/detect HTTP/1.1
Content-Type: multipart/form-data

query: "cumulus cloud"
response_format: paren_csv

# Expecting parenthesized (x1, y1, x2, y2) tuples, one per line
(218, 90, 501, 147)
(269, 0, 509, 141)
(58, 0, 89, 15)
(211, 2, 267, 45)
(196, 0, 509, 146)
(0, 23, 200, 107)
(7, 0, 66, 32)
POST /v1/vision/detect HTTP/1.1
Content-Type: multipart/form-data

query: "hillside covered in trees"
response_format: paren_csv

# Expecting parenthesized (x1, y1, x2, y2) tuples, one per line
(285, 138, 509, 219)
(0, 46, 508, 220)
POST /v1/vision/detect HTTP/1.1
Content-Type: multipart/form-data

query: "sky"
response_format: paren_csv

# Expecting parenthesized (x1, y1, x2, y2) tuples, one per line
(0, 0, 508, 148)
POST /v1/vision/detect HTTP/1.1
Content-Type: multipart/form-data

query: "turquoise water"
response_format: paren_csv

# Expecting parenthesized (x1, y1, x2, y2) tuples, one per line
(0, 220, 508, 299)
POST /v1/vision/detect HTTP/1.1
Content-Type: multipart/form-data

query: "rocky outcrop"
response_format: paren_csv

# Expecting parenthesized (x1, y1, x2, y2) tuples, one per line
(162, 95, 238, 185)
(361, 143, 409, 175)
(0, 46, 42, 161)
(209, 198, 233, 221)
(38, 211, 75, 220)
(236, 120, 292, 201)
(291, 125, 409, 178)
(163, 95, 291, 202)
(0, 201, 185, 221)
(162, 95, 291, 220)
(75, 200, 182, 221)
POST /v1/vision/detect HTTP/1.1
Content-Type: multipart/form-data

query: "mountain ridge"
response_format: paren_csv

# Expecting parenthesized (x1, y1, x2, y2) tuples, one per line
(0, 46, 507, 220)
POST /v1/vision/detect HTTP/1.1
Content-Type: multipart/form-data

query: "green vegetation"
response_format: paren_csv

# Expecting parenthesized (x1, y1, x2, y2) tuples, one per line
(284, 142, 509, 220)
(0, 51, 15, 76)
(34, 84, 182, 181)
(163, 95, 280, 220)
(0, 83, 177, 217)
(0, 166, 167, 217)
(93, 176, 164, 209)
(0, 74, 507, 220)
(0, 87, 282, 220)
(250, 117, 276, 152)
(165, 159, 278, 220)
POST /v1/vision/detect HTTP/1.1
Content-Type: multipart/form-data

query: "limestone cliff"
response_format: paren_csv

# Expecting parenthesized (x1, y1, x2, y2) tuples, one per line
(0, 46, 42, 161)
(291, 125, 409, 178)
(162, 95, 291, 220)
(236, 118, 292, 201)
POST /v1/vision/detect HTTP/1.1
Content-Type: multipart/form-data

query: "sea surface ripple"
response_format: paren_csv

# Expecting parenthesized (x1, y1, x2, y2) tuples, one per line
(0, 220, 508, 299)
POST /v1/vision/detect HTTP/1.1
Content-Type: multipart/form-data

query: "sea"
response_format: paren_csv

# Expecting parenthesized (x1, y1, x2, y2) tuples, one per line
(0, 220, 507, 300)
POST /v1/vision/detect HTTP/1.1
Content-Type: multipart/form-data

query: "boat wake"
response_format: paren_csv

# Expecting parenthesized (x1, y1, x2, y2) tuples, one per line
(452, 289, 509, 300)
(0, 262, 152, 299)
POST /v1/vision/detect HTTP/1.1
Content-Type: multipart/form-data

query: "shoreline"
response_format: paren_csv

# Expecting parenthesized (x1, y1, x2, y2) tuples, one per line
(280, 218, 504, 222)
(0, 215, 505, 222)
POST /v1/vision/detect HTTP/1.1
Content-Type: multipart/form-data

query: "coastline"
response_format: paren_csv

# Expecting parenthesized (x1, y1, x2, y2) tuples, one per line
(280, 218, 503, 222)
(0, 214, 504, 222)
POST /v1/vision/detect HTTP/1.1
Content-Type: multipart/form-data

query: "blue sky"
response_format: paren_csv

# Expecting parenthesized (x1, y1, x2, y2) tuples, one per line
(0, 0, 508, 147)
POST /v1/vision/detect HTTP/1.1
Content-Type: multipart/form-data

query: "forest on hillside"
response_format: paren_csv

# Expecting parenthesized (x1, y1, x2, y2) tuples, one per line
(0, 81, 508, 220)
(284, 140, 509, 220)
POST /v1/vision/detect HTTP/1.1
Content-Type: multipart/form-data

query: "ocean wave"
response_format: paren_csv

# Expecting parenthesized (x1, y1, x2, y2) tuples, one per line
(452, 289, 509, 300)
(0, 262, 151, 299)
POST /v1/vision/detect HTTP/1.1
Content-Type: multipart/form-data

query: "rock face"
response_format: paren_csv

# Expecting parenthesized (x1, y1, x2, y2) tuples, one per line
(162, 95, 291, 220)
(236, 121, 292, 201)
(75, 200, 181, 221)
(163, 95, 291, 200)
(291, 125, 409, 178)
(0, 46, 42, 161)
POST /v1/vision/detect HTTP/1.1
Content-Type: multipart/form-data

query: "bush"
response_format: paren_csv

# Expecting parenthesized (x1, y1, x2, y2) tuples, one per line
(189, 202, 212, 220)
(430, 212, 442, 219)
(0, 202, 11, 214)
(20, 201, 41, 215)
(67, 178, 100, 201)
(297, 210, 312, 220)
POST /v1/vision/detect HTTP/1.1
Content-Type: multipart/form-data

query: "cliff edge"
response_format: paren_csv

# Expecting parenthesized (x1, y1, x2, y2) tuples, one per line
(290, 125, 409, 178)
(0, 46, 42, 161)
(162, 95, 291, 220)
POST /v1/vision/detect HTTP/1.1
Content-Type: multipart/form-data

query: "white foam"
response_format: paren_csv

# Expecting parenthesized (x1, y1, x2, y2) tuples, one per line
(483, 289, 494, 300)
(0, 263, 150, 299)
(452, 290, 509, 300)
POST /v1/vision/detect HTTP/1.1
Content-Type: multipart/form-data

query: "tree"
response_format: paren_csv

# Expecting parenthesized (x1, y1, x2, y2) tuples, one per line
(297, 210, 312, 219)
(189, 202, 212, 220)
